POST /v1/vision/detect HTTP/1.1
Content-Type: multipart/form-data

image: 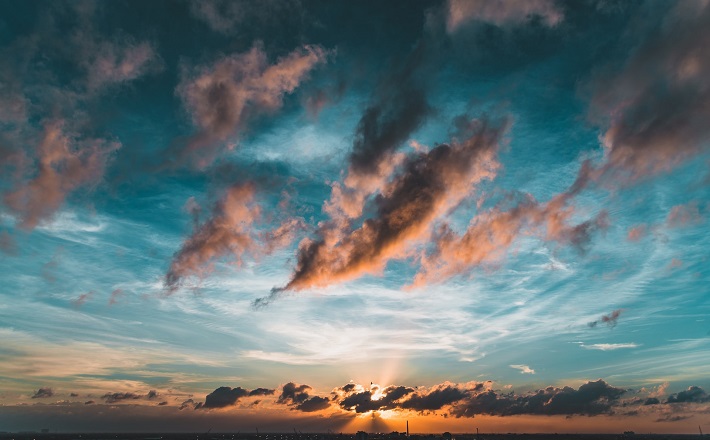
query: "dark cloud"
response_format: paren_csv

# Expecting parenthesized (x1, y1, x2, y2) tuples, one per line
(296, 396, 331, 413)
(399, 385, 468, 411)
(31, 387, 54, 399)
(278, 382, 312, 405)
(279, 116, 509, 292)
(179, 399, 196, 410)
(588, 309, 623, 329)
(102, 392, 142, 403)
(644, 398, 660, 405)
(146, 390, 158, 400)
(588, 2, 710, 182)
(452, 379, 625, 417)
(202, 387, 249, 409)
(348, 43, 432, 176)
(248, 388, 275, 397)
(666, 386, 709, 404)
(69, 393, 79, 397)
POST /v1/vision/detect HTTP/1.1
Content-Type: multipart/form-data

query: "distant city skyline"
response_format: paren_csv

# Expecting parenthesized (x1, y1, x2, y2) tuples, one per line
(0, 0, 709, 434)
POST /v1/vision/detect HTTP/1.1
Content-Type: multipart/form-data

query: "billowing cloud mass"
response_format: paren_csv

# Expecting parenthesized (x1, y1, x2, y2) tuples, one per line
(451, 379, 625, 417)
(446, 0, 563, 32)
(174, 45, 326, 169)
(202, 387, 249, 408)
(666, 386, 709, 404)
(4, 120, 120, 230)
(589, 2, 710, 182)
(281, 116, 508, 291)
(197, 379, 633, 417)
(276, 382, 329, 412)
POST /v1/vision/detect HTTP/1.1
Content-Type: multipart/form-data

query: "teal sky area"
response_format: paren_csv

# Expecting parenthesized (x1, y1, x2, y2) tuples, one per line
(0, 0, 709, 434)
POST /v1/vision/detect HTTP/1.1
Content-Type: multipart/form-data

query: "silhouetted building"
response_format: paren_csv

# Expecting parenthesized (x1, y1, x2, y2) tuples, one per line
(356, 431, 368, 440)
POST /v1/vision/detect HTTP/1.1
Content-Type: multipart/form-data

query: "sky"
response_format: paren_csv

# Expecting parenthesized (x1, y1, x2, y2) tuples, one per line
(0, 0, 709, 434)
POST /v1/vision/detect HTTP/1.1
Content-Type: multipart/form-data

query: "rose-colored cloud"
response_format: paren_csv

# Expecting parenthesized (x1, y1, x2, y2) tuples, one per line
(166, 184, 303, 292)
(3, 120, 120, 230)
(447, 0, 563, 33)
(413, 165, 608, 287)
(627, 224, 647, 242)
(174, 45, 326, 169)
(84, 41, 159, 91)
(666, 202, 702, 228)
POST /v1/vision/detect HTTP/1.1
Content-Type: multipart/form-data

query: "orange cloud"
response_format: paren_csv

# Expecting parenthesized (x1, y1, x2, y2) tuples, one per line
(281, 117, 509, 291)
(414, 169, 608, 287)
(166, 184, 303, 292)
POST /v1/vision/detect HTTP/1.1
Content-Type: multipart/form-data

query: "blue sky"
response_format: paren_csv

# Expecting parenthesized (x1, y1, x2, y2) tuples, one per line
(0, 0, 709, 433)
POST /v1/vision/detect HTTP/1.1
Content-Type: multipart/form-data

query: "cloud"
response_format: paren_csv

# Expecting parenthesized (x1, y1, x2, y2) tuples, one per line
(165, 184, 302, 292)
(452, 379, 626, 417)
(83, 41, 160, 92)
(296, 396, 330, 413)
(4, 120, 120, 230)
(446, 0, 563, 33)
(31, 388, 54, 399)
(588, 2, 710, 182)
(280, 116, 509, 291)
(588, 309, 623, 329)
(173, 44, 326, 169)
(666, 386, 709, 404)
(581, 343, 640, 351)
(399, 384, 469, 412)
(627, 224, 647, 242)
(71, 291, 94, 308)
(202, 387, 249, 409)
(165, 184, 260, 292)
(190, 0, 303, 36)
(510, 364, 535, 374)
(413, 161, 608, 287)
(108, 288, 123, 306)
(322, 42, 434, 223)
(249, 388, 275, 397)
(102, 392, 142, 403)
(0, 231, 17, 255)
(278, 382, 312, 405)
(666, 202, 703, 228)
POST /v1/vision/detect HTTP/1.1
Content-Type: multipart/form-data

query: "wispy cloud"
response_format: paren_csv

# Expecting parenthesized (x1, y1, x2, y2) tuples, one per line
(510, 364, 535, 374)
(581, 343, 640, 351)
